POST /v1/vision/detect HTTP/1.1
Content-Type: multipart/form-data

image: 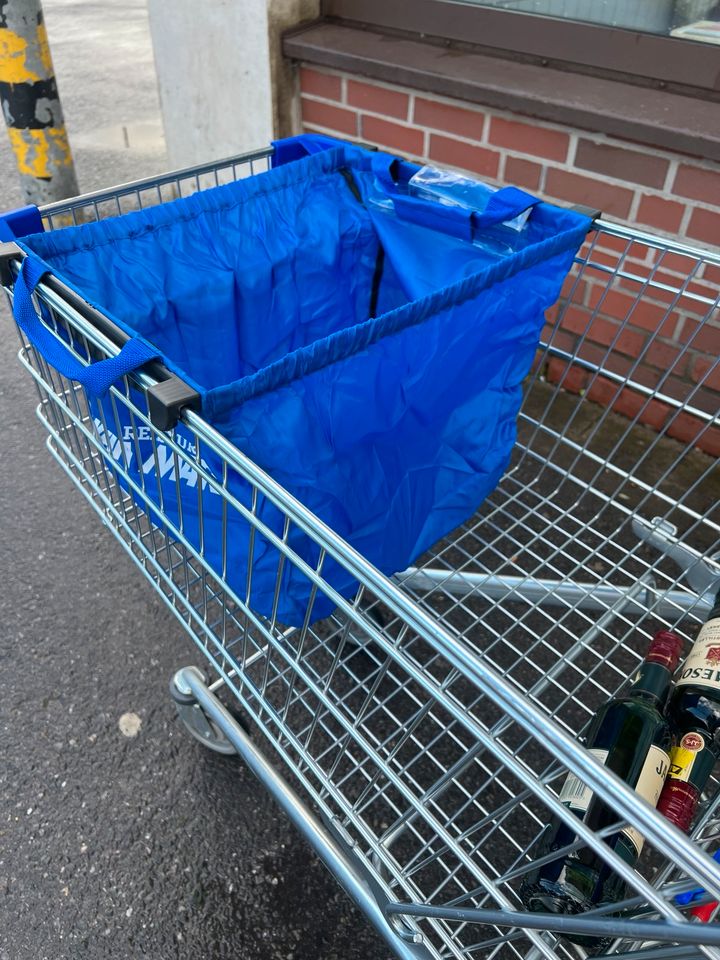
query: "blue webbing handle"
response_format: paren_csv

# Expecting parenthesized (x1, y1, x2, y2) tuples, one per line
(13, 255, 159, 399)
(392, 189, 541, 241)
(272, 133, 346, 167)
(476, 187, 542, 229)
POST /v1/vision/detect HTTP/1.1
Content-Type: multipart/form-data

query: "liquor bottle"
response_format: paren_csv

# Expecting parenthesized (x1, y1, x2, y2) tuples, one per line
(657, 588, 720, 832)
(521, 630, 683, 938)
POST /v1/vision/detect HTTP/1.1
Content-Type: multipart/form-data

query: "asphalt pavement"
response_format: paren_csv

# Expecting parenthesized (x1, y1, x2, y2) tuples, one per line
(0, 3, 388, 958)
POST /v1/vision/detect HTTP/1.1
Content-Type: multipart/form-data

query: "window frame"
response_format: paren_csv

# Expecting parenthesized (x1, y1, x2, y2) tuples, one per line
(321, 0, 720, 98)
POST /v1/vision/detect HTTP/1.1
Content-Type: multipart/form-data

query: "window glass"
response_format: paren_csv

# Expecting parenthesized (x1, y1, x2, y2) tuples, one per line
(454, 0, 720, 39)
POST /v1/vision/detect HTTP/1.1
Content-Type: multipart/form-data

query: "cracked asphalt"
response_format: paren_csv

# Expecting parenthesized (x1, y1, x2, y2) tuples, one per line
(0, 2, 388, 957)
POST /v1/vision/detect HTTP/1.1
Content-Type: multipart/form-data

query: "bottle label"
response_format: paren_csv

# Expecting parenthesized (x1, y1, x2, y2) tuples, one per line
(558, 748, 609, 812)
(667, 732, 707, 782)
(623, 744, 670, 856)
(675, 618, 720, 690)
(558, 745, 669, 855)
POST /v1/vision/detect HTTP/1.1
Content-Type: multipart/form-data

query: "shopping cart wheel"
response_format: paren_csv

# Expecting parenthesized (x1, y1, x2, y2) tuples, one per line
(170, 667, 237, 755)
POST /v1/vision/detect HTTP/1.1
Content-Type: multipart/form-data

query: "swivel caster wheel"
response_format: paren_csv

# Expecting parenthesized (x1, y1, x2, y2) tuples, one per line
(169, 666, 237, 755)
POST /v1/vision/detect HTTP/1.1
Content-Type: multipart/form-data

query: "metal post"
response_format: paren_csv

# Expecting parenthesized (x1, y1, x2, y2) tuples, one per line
(0, 0, 79, 203)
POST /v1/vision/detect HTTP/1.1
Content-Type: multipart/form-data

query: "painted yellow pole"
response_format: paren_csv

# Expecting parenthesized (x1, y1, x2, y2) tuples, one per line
(0, 0, 78, 204)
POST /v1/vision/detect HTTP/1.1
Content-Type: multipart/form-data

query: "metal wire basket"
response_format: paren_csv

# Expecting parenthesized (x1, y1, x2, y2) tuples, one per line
(3, 146, 720, 960)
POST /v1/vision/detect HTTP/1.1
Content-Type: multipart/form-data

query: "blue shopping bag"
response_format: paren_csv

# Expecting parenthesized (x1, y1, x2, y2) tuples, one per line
(13, 136, 591, 625)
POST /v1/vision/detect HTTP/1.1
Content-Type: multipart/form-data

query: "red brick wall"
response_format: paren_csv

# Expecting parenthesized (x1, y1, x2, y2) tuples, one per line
(298, 66, 720, 456)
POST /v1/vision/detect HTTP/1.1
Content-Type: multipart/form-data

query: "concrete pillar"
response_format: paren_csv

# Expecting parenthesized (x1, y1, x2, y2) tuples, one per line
(146, 0, 275, 169)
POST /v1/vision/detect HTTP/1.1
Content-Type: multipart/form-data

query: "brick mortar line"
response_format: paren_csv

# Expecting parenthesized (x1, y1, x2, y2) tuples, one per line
(302, 99, 501, 155)
(627, 190, 642, 223)
(663, 157, 678, 195)
(360, 111, 576, 170)
(377, 82, 487, 121)
(347, 73, 430, 97)
(480, 111, 490, 146)
(301, 117, 720, 252)
(512, 156, 720, 216)
(303, 121, 361, 143)
(649, 191, 720, 215)
(679, 203, 695, 238)
(674, 316, 689, 343)
(407, 91, 415, 127)
(496, 152, 507, 184)
(301, 91, 350, 107)
(300, 72, 680, 152)
(578, 133, 701, 168)
(301, 120, 720, 220)
(301, 76, 584, 139)
(538, 162, 549, 195)
(519, 159, 642, 197)
(565, 134, 578, 168)
(301, 70, 720, 177)
(300, 64, 347, 80)
(553, 341, 717, 389)
(301, 97, 720, 209)
(302, 141, 718, 259)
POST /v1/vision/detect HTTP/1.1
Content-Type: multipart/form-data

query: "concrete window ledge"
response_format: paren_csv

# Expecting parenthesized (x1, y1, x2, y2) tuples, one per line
(283, 20, 720, 163)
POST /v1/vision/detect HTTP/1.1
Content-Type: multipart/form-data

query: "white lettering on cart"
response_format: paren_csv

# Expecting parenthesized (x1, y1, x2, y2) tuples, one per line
(142, 443, 204, 490)
(94, 419, 219, 495)
(95, 418, 133, 466)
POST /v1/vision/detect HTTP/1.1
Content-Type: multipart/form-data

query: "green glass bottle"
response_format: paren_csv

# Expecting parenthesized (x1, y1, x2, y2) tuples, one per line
(520, 630, 683, 949)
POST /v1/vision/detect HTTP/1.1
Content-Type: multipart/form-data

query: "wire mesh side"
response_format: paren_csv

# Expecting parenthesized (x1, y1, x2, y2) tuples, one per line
(388, 222, 720, 955)
(8, 150, 720, 960)
(400, 220, 719, 693)
(9, 234, 720, 960)
(38, 147, 273, 229)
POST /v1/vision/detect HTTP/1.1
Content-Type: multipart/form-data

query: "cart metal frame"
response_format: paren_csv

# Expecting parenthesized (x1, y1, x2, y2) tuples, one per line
(4, 145, 720, 960)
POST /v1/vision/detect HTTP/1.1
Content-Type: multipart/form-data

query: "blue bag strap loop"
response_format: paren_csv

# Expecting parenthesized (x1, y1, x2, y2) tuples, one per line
(392, 194, 475, 241)
(0, 204, 43, 240)
(13, 255, 160, 398)
(478, 186, 541, 229)
(390, 188, 541, 241)
(272, 133, 348, 167)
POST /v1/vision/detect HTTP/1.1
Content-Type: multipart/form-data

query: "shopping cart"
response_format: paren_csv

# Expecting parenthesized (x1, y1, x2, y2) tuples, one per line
(2, 145, 720, 960)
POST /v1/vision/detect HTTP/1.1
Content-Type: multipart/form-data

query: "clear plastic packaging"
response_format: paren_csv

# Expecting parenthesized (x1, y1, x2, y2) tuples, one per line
(409, 166, 531, 230)
(408, 165, 533, 257)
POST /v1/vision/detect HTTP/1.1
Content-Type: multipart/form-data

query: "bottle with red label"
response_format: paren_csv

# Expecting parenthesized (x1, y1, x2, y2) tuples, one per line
(520, 629, 683, 950)
(657, 587, 720, 831)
